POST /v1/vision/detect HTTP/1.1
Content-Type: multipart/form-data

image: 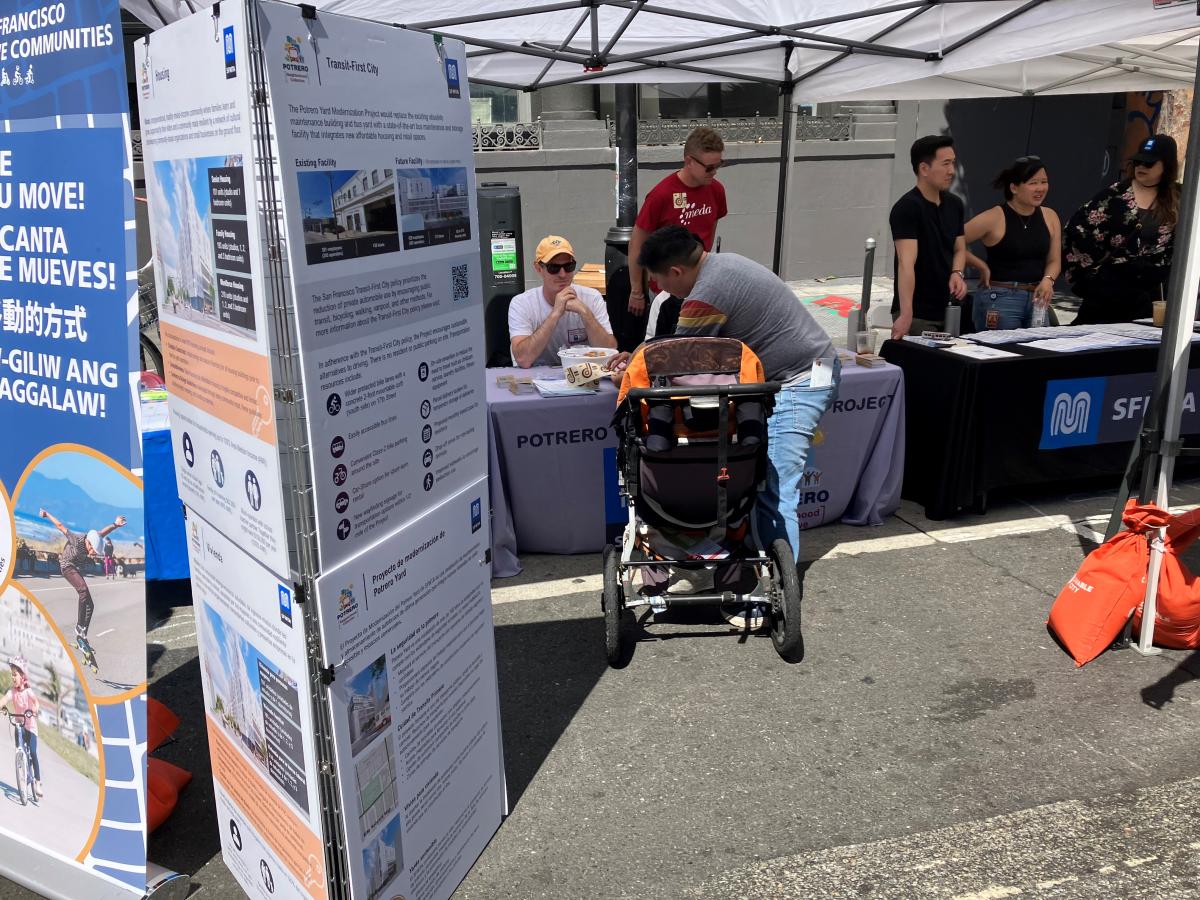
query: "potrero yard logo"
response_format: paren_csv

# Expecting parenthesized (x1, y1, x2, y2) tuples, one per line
(1040, 377, 1105, 449)
(283, 35, 310, 83)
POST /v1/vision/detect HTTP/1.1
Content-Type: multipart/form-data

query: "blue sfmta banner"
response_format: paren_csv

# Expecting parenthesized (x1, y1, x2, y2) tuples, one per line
(0, 0, 147, 896)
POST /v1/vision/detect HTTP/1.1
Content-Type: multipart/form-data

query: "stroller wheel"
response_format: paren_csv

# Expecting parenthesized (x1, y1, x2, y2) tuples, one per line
(767, 539, 803, 663)
(602, 544, 624, 665)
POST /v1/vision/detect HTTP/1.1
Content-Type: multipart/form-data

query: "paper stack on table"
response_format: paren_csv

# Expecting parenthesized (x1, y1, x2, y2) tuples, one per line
(1023, 332, 1152, 353)
(967, 325, 1062, 345)
(532, 377, 598, 397)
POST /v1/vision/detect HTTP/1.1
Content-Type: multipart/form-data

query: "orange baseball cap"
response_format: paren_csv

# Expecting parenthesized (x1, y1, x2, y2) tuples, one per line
(534, 235, 575, 264)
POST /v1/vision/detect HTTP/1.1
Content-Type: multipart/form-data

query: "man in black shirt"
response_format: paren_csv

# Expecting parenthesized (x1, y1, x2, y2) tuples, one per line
(39, 507, 126, 661)
(890, 135, 967, 339)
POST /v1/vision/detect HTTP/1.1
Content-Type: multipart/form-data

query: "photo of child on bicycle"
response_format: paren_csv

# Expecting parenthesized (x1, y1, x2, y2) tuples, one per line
(0, 583, 100, 854)
(1, 657, 41, 802)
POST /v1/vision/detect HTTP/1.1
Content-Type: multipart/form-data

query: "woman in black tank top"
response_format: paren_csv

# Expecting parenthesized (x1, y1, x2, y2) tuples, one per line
(964, 157, 1061, 331)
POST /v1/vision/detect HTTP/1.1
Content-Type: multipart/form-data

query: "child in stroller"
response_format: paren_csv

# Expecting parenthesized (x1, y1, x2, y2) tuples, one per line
(604, 335, 803, 663)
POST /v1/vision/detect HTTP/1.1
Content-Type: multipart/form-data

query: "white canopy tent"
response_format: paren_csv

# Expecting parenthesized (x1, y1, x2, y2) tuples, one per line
(122, 0, 1199, 97)
(120, 0, 1200, 657)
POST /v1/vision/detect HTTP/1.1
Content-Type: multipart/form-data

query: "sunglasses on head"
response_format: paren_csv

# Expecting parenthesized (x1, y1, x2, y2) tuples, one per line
(1015, 155, 1042, 165)
(689, 155, 724, 175)
(542, 260, 577, 274)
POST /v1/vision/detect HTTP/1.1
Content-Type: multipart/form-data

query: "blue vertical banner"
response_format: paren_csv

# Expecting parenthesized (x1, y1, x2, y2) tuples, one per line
(0, 0, 147, 897)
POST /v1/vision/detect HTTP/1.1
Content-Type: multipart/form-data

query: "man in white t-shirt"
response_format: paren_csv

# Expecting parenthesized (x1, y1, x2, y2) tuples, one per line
(508, 234, 616, 368)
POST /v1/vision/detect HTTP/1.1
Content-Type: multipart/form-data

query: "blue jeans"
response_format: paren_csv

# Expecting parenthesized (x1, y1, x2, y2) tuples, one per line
(755, 362, 839, 560)
(973, 286, 1033, 331)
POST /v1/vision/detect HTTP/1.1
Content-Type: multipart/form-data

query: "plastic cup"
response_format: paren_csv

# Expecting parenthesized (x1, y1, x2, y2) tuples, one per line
(856, 330, 872, 353)
(1153, 300, 1167, 327)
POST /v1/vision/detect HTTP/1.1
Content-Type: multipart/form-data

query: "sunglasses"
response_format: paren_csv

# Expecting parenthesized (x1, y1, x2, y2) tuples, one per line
(689, 155, 724, 175)
(542, 260, 577, 275)
(1015, 155, 1042, 164)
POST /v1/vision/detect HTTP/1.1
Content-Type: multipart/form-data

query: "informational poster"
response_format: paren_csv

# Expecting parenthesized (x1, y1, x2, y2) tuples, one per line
(315, 478, 503, 900)
(0, 0, 148, 895)
(258, 1, 487, 571)
(136, 2, 290, 578)
(190, 519, 327, 900)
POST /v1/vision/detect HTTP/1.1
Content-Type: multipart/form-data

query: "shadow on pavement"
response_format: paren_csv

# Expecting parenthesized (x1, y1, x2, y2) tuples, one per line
(493, 615, 609, 806)
(1141, 649, 1200, 709)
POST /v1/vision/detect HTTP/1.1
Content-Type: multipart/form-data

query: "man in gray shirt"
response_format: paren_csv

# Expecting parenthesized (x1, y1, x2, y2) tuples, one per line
(638, 226, 838, 618)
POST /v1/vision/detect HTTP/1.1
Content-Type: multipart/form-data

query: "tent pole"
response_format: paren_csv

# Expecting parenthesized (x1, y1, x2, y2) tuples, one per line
(605, 84, 641, 351)
(773, 75, 795, 277)
(1132, 67, 1200, 656)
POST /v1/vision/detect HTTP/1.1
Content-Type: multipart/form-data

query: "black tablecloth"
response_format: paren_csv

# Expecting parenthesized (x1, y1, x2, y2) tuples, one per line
(880, 338, 1200, 519)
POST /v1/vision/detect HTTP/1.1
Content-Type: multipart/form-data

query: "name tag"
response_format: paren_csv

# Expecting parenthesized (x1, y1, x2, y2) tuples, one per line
(567, 328, 587, 344)
(810, 357, 834, 389)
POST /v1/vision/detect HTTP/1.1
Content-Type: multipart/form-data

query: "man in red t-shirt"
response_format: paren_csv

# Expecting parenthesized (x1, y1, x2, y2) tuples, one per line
(618, 126, 727, 348)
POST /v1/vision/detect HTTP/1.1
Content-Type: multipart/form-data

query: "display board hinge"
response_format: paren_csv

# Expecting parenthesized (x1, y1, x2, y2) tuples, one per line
(253, 88, 268, 107)
(293, 582, 307, 604)
(319, 664, 336, 685)
(482, 548, 492, 565)
(300, 4, 317, 20)
(275, 387, 297, 403)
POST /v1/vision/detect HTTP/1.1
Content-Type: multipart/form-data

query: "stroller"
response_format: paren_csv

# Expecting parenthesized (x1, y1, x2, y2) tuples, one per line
(603, 335, 802, 664)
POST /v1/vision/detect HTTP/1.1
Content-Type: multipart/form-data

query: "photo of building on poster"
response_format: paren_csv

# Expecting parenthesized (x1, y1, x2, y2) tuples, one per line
(354, 733, 398, 839)
(346, 653, 391, 755)
(363, 813, 403, 900)
(197, 602, 311, 815)
(298, 169, 401, 265)
(0, 584, 100, 859)
(395, 167, 471, 250)
(12, 450, 146, 698)
(149, 155, 258, 339)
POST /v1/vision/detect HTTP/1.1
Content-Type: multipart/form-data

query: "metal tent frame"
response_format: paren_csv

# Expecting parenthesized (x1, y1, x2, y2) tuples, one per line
(121, 0, 1200, 658)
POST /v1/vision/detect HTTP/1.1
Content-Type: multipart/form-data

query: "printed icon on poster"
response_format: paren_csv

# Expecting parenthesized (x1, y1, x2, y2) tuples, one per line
(245, 470, 262, 511)
(278, 585, 293, 628)
(229, 817, 243, 850)
(211, 450, 225, 488)
(223, 25, 237, 79)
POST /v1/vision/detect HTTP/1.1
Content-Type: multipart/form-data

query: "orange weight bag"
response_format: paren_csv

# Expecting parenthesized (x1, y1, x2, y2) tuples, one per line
(1130, 506, 1200, 649)
(1047, 502, 1171, 666)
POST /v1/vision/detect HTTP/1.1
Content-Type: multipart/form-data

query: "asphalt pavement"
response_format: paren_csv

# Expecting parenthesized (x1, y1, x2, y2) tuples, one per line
(14, 574, 149, 695)
(4, 480, 1200, 898)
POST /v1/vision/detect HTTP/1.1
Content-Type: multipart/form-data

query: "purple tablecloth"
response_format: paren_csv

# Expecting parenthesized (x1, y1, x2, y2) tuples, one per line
(486, 361, 905, 577)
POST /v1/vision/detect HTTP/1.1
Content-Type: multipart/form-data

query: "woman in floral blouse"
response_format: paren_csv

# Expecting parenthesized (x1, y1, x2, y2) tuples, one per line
(1064, 134, 1180, 324)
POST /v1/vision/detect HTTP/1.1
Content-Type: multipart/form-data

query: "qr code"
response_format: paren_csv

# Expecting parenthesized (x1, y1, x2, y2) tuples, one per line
(451, 263, 469, 301)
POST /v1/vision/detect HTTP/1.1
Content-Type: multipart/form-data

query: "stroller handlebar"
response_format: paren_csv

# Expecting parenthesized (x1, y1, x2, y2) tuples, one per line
(625, 382, 781, 401)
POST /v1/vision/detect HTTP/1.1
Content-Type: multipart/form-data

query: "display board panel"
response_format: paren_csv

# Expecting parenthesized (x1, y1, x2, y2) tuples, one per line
(315, 476, 504, 900)
(136, 1, 291, 578)
(0, 0, 147, 894)
(257, 0, 487, 572)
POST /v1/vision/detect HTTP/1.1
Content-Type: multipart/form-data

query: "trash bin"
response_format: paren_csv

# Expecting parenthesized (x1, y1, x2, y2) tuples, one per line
(477, 182, 525, 367)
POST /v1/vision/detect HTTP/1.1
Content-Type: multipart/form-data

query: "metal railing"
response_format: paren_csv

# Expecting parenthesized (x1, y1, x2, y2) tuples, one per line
(607, 113, 853, 146)
(472, 120, 543, 151)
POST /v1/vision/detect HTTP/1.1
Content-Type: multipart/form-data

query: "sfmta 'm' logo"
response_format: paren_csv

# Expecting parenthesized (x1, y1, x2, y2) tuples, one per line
(1050, 391, 1091, 436)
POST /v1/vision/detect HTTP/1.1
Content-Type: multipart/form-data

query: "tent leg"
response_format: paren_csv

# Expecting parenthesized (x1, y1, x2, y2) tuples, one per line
(772, 81, 795, 278)
(1132, 58, 1200, 656)
(605, 84, 642, 352)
